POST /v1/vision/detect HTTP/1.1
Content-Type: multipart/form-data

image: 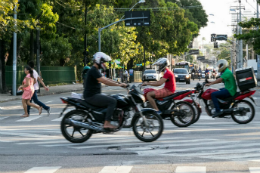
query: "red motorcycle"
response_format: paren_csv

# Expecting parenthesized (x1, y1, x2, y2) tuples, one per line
(143, 87, 196, 127)
(186, 82, 256, 124)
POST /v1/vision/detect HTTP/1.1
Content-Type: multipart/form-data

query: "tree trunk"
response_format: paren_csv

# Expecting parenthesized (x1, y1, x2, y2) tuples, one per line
(0, 40, 7, 93)
(30, 30, 34, 61)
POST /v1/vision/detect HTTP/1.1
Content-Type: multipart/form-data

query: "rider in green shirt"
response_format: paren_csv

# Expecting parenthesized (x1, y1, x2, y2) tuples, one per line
(205, 59, 237, 118)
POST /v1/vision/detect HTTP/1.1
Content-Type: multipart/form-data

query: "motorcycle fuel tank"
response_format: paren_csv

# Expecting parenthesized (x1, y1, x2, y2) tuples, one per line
(111, 94, 130, 108)
(201, 88, 218, 100)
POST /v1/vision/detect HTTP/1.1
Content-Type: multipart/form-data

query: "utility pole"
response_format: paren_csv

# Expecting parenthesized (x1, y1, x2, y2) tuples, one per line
(239, 0, 243, 68)
(12, 2, 18, 96)
(236, 13, 240, 69)
(257, 1, 260, 86)
(143, 46, 146, 72)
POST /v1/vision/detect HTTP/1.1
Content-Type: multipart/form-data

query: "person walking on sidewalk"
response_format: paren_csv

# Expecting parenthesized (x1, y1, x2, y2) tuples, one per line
(27, 61, 51, 115)
(19, 65, 42, 117)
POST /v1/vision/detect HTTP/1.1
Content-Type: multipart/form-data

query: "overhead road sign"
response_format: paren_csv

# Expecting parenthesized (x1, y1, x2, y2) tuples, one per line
(188, 49, 200, 55)
(216, 35, 227, 41)
(197, 56, 205, 61)
(125, 11, 150, 26)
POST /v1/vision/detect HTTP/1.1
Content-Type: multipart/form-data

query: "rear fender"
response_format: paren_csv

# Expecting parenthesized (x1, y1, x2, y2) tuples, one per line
(235, 90, 256, 100)
(131, 108, 157, 126)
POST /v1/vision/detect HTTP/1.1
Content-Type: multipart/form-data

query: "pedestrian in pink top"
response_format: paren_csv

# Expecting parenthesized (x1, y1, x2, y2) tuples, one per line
(18, 65, 42, 117)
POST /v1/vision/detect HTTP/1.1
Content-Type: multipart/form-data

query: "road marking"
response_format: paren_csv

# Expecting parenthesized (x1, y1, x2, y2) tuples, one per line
(24, 167, 61, 173)
(17, 116, 42, 122)
(175, 166, 206, 173)
(249, 167, 260, 173)
(251, 160, 260, 162)
(46, 101, 53, 103)
(0, 116, 8, 121)
(51, 117, 63, 121)
(99, 166, 133, 173)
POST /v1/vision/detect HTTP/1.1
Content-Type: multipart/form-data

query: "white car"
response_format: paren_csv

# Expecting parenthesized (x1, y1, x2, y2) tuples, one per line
(143, 69, 161, 81)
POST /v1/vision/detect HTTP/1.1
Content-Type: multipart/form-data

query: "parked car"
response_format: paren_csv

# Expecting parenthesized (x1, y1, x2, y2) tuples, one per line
(174, 68, 190, 84)
(142, 69, 161, 81)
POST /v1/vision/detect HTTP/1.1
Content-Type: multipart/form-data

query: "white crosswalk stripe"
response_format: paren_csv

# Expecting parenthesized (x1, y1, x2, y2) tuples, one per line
(99, 166, 133, 173)
(17, 116, 42, 122)
(24, 167, 61, 173)
(0, 116, 8, 120)
(249, 167, 260, 173)
(175, 166, 206, 173)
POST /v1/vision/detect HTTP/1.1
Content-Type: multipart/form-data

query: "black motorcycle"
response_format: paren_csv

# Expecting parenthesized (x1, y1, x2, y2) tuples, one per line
(59, 85, 164, 143)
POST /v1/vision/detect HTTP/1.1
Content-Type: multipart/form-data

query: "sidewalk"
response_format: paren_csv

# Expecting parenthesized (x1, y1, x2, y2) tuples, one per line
(0, 83, 86, 103)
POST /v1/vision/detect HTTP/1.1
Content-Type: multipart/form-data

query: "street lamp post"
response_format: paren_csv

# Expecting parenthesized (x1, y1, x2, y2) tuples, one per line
(257, 1, 260, 86)
(12, 1, 18, 96)
(239, 0, 243, 68)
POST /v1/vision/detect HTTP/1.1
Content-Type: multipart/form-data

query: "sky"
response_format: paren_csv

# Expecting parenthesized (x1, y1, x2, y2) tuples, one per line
(197, 0, 260, 44)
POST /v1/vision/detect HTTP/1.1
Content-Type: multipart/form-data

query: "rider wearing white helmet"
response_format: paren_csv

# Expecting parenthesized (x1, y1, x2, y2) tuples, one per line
(205, 59, 237, 118)
(142, 58, 176, 115)
(84, 52, 127, 129)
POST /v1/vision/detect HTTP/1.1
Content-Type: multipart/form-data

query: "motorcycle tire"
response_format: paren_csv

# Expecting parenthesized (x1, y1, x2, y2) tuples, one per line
(231, 100, 255, 124)
(61, 110, 93, 143)
(170, 101, 195, 127)
(132, 112, 164, 142)
(192, 103, 202, 124)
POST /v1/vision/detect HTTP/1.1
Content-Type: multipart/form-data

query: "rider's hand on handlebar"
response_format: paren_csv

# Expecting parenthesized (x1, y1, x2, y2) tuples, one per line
(120, 83, 128, 88)
(205, 83, 211, 86)
(142, 82, 149, 86)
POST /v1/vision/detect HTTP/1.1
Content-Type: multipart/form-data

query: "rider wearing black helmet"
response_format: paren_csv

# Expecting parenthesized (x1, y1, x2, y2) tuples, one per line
(84, 52, 127, 129)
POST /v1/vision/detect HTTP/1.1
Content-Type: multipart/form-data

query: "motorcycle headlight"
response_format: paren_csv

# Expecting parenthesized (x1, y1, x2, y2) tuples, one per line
(175, 75, 178, 77)
(186, 75, 189, 78)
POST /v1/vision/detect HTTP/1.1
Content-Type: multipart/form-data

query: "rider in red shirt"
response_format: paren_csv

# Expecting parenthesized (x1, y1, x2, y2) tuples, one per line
(142, 58, 176, 114)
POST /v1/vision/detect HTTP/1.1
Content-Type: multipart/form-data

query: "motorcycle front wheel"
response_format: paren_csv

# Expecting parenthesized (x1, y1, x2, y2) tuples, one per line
(170, 101, 195, 127)
(231, 100, 255, 124)
(132, 112, 164, 142)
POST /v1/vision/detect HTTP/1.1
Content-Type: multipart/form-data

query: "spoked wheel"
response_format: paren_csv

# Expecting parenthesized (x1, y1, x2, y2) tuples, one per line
(133, 112, 164, 142)
(123, 110, 135, 128)
(231, 100, 255, 124)
(170, 101, 195, 127)
(192, 103, 202, 124)
(61, 110, 93, 143)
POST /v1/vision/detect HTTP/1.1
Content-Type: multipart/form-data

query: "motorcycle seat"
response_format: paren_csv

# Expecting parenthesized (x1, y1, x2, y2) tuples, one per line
(67, 97, 105, 110)
(162, 90, 191, 101)
(221, 92, 240, 102)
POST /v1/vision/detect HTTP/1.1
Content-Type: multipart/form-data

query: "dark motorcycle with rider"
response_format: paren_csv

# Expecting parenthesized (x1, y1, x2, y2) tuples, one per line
(60, 52, 164, 143)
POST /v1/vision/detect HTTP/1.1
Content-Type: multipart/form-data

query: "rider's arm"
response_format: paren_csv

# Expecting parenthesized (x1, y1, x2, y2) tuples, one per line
(146, 78, 167, 86)
(97, 77, 122, 87)
(208, 78, 223, 86)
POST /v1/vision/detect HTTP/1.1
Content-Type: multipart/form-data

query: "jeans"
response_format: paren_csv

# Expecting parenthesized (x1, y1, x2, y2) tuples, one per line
(211, 88, 231, 112)
(27, 90, 50, 114)
(84, 94, 117, 121)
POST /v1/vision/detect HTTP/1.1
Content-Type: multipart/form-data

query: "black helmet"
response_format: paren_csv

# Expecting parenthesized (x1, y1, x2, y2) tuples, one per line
(153, 58, 169, 72)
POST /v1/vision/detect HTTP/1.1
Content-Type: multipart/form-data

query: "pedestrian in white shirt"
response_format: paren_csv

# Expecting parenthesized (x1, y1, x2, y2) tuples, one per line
(27, 61, 51, 115)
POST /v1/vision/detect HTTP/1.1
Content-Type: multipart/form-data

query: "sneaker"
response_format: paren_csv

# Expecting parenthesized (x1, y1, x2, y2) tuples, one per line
(156, 111, 162, 115)
(47, 107, 51, 116)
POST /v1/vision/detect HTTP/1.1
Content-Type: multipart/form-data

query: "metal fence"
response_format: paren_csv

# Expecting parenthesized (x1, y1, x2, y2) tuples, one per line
(5, 66, 76, 89)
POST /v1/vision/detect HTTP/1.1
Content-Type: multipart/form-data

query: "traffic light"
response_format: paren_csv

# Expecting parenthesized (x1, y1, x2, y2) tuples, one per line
(188, 41, 193, 48)
(214, 42, 218, 48)
(211, 34, 216, 42)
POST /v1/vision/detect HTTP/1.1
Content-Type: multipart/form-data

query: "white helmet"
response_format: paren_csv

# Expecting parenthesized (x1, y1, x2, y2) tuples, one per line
(93, 52, 111, 70)
(153, 58, 170, 72)
(217, 59, 228, 72)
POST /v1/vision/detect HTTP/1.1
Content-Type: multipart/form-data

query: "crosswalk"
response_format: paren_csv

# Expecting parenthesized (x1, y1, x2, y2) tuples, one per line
(21, 163, 260, 173)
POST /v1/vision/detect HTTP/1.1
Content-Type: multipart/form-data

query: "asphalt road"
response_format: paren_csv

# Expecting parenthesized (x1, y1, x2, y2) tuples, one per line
(0, 79, 260, 173)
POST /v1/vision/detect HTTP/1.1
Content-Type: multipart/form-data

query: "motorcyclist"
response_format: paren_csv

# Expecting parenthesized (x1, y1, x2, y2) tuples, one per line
(84, 52, 127, 129)
(142, 58, 176, 115)
(191, 68, 196, 79)
(198, 68, 202, 77)
(205, 59, 237, 118)
(82, 66, 90, 88)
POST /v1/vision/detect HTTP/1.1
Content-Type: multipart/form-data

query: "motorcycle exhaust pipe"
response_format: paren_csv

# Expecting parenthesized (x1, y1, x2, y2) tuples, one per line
(163, 109, 182, 115)
(66, 118, 104, 132)
(223, 108, 250, 114)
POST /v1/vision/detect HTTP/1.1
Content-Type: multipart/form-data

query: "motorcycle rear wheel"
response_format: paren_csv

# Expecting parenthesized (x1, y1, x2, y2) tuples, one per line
(132, 112, 164, 142)
(170, 101, 195, 127)
(231, 100, 255, 124)
(61, 110, 93, 143)
(192, 103, 202, 124)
